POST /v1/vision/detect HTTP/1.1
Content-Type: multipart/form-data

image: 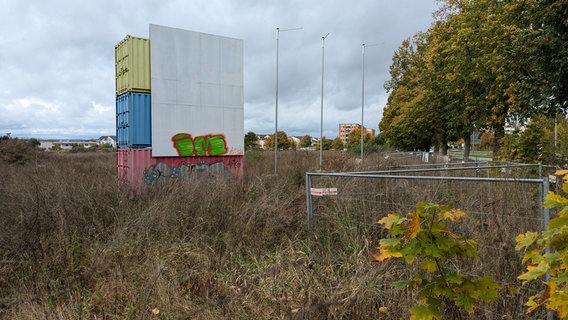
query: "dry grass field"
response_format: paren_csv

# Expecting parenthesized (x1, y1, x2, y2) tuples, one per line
(0, 144, 551, 319)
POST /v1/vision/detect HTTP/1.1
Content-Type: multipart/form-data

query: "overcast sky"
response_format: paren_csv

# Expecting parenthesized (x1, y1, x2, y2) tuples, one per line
(0, 0, 439, 140)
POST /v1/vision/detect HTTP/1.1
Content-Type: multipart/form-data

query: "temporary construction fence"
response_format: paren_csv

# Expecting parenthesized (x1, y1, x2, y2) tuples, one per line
(305, 162, 558, 318)
(306, 163, 557, 234)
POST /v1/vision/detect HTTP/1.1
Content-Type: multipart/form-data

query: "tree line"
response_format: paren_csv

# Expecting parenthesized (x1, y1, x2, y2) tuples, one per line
(244, 129, 387, 153)
(379, 0, 567, 163)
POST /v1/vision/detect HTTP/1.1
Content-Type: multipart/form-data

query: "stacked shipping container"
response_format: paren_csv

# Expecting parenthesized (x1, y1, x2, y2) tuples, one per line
(116, 149, 242, 190)
(115, 35, 152, 188)
(115, 35, 152, 148)
(116, 91, 151, 147)
(115, 35, 151, 96)
(115, 30, 244, 190)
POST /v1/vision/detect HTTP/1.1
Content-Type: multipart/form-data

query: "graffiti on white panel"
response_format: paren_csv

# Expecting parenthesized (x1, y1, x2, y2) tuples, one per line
(171, 133, 228, 157)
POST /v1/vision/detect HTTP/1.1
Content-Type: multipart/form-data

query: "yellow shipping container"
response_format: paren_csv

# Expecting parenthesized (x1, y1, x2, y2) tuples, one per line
(115, 35, 151, 95)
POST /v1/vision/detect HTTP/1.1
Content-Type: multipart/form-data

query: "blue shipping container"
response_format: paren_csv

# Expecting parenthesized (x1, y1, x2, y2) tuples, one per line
(116, 92, 152, 148)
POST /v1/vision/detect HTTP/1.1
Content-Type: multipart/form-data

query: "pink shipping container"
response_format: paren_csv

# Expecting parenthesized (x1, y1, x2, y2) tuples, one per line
(117, 148, 243, 191)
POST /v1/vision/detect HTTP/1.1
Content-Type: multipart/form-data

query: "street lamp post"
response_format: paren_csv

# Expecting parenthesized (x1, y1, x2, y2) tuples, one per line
(275, 27, 302, 175)
(320, 33, 329, 171)
(360, 42, 380, 162)
(360, 44, 366, 161)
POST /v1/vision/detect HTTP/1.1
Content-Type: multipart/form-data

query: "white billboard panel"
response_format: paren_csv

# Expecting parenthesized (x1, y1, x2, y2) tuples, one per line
(150, 24, 244, 157)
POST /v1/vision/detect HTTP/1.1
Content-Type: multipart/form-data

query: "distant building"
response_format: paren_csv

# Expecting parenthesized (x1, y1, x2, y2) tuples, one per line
(338, 123, 375, 144)
(39, 139, 98, 150)
(289, 136, 301, 148)
(256, 134, 314, 150)
(55, 140, 98, 150)
(98, 136, 117, 147)
(39, 140, 55, 150)
(256, 134, 272, 150)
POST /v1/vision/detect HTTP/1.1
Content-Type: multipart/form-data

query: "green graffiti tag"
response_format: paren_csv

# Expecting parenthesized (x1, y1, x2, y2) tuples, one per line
(172, 133, 228, 156)
(172, 133, 194, 156)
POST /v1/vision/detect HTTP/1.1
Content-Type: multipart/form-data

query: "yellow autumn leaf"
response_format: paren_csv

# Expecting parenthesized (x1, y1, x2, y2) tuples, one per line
(555, 169, 568, 177)
(521, 249, 542, 264)
(526, 263, 540, 271)
(526, 282, 556, 313)
(515, 231, 539, 251)
(546, 290, 568, 318)
(525, 297, 539, 314)
(405, 211, 421, 239)
(562, 174, 568, 184)
(544, 191, 568, 209)
(372, 248, 403, 262)
(440, 208, 466, 222)
(378, 213, 405, 230)
(519, 261, 550, 284)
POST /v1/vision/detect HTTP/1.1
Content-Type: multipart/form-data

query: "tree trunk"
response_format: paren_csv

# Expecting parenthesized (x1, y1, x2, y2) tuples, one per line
(493, 126, 505, 160)
(441, 137, 448, 155)
(463, 133, 471, 162)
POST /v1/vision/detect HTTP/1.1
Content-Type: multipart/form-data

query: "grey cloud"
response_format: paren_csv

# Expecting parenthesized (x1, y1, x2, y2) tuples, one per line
(0, 0, 439, 139)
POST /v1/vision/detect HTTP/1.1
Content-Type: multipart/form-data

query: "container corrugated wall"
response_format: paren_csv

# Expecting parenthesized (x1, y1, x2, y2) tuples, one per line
(115, 35, 151, 95)
(116, 92, 151, 148)
(117, 148, 243, 191)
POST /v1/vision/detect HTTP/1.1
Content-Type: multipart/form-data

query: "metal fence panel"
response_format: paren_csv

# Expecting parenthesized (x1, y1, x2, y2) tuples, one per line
(305, 163, 557, 318)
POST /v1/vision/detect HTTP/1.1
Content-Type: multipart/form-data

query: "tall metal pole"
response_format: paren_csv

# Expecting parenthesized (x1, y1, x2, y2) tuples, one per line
(275, 28, 280, 175)
(320, 33, 329, 171)
(360, 44, 365, 161)
(359, 42, 381, 162)
(274, 27, 302, 175)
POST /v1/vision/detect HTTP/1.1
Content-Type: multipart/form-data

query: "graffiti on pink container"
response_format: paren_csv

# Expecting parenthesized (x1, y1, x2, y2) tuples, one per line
(172, 133, 228, 156)
(143, 161, 239, 185)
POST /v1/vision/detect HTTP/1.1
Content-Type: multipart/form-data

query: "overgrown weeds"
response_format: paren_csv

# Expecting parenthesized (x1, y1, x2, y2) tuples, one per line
(0, 149, 550, 319)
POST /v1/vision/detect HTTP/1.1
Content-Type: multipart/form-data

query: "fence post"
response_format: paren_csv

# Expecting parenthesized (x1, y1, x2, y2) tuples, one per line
(305, 172, 314, 238)
(542, 177, 555, 320)
(542, 177, 550, 232)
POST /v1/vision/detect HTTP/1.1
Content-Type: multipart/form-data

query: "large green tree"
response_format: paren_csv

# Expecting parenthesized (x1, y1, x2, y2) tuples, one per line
(315, 137, 332, 151)
(331, 137, 344, 150)
(499, 116, 554, 163)
(382, 0, 568, 159)
(300, 135, 313, 148)
(244, 131, 259, 150)
(423, 18, 475, 156)
(521, 0, 568, 115)
(263, 131, 292, 151)
(380, 35, 436, 152)
(345, 128, 374, 150)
